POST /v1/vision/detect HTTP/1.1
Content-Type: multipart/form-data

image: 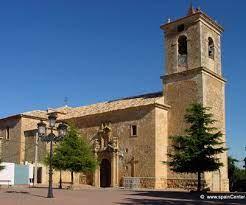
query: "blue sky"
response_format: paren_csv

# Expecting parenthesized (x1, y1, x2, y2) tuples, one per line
(0, 0, 245, 164)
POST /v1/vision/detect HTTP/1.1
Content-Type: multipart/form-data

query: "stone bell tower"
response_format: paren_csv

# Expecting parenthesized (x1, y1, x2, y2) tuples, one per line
(161, 6, 229, 191)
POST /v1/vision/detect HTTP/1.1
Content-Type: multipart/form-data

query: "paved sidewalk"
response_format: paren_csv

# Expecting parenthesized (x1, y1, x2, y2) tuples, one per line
(0, 187, 245, 205)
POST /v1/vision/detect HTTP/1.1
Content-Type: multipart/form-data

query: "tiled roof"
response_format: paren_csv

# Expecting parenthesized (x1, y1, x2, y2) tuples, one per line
(61, 92, 167, 119)
(1, 92, 168, 120)
(22, 110, 48, 119)
(21, 106, 73, 119)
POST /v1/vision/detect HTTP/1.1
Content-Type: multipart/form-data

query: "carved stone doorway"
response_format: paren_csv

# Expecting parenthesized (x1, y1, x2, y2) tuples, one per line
(100, 158, 111, 187)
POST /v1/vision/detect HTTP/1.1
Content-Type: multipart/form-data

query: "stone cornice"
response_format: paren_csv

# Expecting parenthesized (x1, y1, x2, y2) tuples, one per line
(21, 114, 47, 121)
(0, 114, 21, 122)
(0, 114, 48, 122)
(154, 103, 170, 110)
(201, 67, 227, 83)
(161, 67, 226, 84)
(160, 12, 223, 34)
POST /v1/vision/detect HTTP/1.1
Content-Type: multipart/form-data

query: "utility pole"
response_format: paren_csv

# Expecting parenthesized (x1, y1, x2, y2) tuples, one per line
(34, 131, 39, 186)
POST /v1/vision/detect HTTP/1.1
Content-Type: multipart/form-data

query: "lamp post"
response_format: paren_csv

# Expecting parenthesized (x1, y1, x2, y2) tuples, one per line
(244, 157, 246, 176)
(37, 112, 67, 198)
(244, 146, 246, 176)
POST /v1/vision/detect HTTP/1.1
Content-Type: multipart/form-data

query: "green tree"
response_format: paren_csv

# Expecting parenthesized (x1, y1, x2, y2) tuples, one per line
(228, 156, 246, 191)
(44, 149, 66, 189)
(168, 103, 227, 191)
(228, 156, 238, 191)
(49, 125, 97, 185)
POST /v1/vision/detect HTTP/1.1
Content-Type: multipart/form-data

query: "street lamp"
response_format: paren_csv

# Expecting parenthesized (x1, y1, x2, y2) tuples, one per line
(244, 157, 246, 176)
(37, 112, 67, 198)
(244, 146, 246, 176)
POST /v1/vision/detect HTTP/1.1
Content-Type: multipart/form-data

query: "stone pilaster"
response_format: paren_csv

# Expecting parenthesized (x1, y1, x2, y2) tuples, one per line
(111, 151, 118, 187)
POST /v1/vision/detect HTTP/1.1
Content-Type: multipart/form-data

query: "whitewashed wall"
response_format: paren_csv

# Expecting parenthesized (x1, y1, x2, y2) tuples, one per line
(0, 162, 15, 185)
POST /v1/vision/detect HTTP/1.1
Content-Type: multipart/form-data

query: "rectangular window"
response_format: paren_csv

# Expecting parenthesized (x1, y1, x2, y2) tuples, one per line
(130, 125, 137, 137)
(5, 127, 10, 140)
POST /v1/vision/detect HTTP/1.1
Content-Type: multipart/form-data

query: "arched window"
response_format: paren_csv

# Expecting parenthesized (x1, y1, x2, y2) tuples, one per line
(178, 35, 187, 67)
(178, 35, 187, 55)
(208, 37, 214, 59)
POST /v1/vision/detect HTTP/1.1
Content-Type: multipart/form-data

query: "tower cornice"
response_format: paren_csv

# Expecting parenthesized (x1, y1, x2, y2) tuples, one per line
(161, 67, 226, 84)
(160, 11, 223, 34)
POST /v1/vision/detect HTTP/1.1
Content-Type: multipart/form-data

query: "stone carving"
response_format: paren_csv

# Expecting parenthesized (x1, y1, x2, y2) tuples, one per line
(93, 138, 100, 153)
(92, 122, 120, 187)
(93, 122, 118, 153)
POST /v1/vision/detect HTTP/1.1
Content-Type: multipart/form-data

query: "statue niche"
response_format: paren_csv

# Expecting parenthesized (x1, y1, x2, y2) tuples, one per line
(93, 122, 118, 154)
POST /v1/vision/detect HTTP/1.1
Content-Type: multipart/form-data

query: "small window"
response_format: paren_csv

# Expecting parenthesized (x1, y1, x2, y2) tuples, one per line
(130, 125, 137, 137)
(5, 127, 10, 140)
(177, 24, 185, 32)
(208, 37, 214, 59)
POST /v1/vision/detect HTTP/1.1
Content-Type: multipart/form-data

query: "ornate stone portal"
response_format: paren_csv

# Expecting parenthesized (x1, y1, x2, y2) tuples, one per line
(92, 122, 119, 187)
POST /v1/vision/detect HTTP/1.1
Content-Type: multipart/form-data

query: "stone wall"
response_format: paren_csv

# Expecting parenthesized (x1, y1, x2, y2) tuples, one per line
(67, 105, 157, 186)
(123, 177, 166, 189)
(164, 15, 222, 76)
(154, 106, 168, 188)
(202, 71, 229, 191)
(21, 117, 47, 164)
(164, 15, 201, 75)
(164, 71, 203, 137)
(163, 70, 203, 187)
(167, 178, 205, 190)
(0, 117, 22, 163)
(163, 69, 228, 191)
(200, 21, 222, 75)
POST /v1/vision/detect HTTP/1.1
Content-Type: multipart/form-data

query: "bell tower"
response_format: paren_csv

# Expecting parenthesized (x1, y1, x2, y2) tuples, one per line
(161, 6, 229, 191)
(162, 6, 223, 75)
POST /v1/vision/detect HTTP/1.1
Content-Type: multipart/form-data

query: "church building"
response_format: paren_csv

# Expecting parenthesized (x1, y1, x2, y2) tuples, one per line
(0, 7, 229, 191)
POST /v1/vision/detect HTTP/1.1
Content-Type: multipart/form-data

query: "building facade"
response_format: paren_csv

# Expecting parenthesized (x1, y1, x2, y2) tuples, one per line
(0, 7, 229, 191)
